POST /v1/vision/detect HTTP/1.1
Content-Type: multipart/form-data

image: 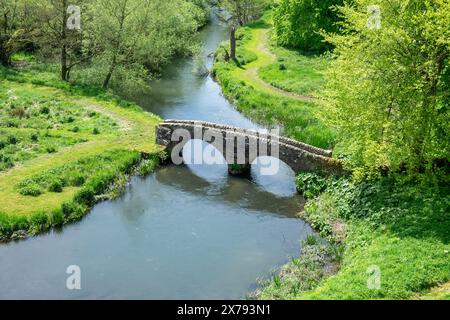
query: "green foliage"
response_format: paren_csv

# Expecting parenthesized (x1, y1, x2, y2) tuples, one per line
(214, 61, 334, 147)
(322, 0, 450, 174)
(216, 27, 258, 66)
(257, 239, 337, 299)
(273, 0, 344, 52)
(18, 182, 44, 197)
(213, 19, 335, 148)
(0, 82, 121, 170)
(299, 174, 450, 299)
(259, 49, 330, 96)
(2, 0, 209, 90)
(1, 150, 161, 240)
(16, 150, 141, 196)
(296, 172, 329, 199)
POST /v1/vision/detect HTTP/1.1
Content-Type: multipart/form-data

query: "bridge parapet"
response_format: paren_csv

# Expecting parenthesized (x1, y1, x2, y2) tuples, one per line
(156, 120, 344, 176)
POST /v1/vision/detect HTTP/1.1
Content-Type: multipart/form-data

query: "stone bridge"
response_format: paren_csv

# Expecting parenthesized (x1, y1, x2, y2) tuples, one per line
(156, 120, 344, 176)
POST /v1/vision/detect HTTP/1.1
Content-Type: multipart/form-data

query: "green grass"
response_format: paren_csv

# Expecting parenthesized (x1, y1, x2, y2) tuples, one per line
(258, 49, 329, 97)
(259, 174, 450, 300)
(11, 52, 36, 63)
(0, 68, 163, 241)
(0, 81, 121, 171)
(212, 11, 335, 149)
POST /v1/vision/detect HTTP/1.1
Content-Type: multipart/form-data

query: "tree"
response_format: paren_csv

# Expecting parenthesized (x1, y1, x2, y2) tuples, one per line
(87, 0, 153, 89)
(35, 0, 96, 81)
(0, 0, 36, 65)
(218, 0, 265, 60)
(273, 0, 344, 52)
(321, 0, 450, 174)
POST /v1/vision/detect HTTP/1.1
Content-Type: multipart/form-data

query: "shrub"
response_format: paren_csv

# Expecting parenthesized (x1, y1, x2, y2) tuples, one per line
(46, 146, 56, 153)
(7, 135, 19, 145)
(69, 173, 86, 187)
(48, 179, 64, 193)
(74, 188, 95, 206)
(40, 106, 50, 114)
(92, 127, 100, 135)
(30, 212, 50, 231)
(30, 132, 39, 142)
(19, 182, 44, 197)
(296, 173, 329, 199)
(10, 107, 27, 118)
(51, 209, 65, 227)
(274, 0, 344, 52)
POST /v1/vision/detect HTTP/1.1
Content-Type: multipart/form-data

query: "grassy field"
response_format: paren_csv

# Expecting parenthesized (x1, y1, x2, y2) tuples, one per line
(212, 12, 335, 149)
(0, 66, 163, 241)
(258, 47, 329, 98)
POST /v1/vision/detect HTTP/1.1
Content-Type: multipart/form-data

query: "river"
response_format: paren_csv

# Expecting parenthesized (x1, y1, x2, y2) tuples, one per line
(0, 9, 316, 299)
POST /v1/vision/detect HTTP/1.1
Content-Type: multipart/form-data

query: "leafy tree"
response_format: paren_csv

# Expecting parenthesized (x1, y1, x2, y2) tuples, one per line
(321, 0, 450, 174)
(273, 0, 344, 52)
(136, 0, 206, 72)
(34, 0, 97, 81)
(87, 0, 152, 89)
(0, 0, 37, 65)
(218, 0, 266, 60)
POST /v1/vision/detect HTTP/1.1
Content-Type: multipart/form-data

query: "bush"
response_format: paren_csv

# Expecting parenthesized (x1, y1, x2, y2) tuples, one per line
(40, 106, 50, 114)
(30, 212, 50, 231)
(50, 209, 65, 227)
(48, 179, 64, 193)
(46, 146, 56, 153)
(30, 132, 39, 142)
(10, 107, 27, 118)
(19, 182, 44, 197)
(296, 173, 329, 199)
(69, 173, 86, 187)
(74, 188, 96, 206)
(274, 0, 343, 52)
(7, 135, 19, 145)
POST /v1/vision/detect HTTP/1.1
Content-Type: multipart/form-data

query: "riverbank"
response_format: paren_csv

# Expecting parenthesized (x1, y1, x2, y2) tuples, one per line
(258, 173, 450, 300)
(213, 10, 450, 300)
(212, 12, 334, 150)
(0, 66, 163, 242)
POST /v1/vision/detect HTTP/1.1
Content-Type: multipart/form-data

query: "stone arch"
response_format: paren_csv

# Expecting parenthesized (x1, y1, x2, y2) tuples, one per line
(156, 120, 344, 176)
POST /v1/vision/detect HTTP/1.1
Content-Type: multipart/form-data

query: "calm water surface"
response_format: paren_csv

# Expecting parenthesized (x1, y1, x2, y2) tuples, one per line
(0, 9, 316, 299)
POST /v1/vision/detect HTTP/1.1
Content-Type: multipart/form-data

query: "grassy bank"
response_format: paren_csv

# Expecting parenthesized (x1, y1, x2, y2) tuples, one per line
(258, 173, 450, 300)
(212, 12, 334, 149)
(214, 9, 450, 301)
(0, 66, 163, 241)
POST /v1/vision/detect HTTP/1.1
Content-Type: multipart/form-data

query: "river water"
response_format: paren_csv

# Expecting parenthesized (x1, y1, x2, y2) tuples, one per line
(0, 10, 315, 299)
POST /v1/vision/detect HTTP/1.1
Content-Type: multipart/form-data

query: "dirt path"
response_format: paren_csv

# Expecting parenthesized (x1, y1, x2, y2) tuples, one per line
(238, 29, 315, 102)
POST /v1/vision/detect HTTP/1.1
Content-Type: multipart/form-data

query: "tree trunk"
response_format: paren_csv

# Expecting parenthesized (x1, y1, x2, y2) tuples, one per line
(0, 39, 11, 66)
(230, 27, 236, 60)
(61, 0, 68, 81)
(1, 11, 11, 66)
(103, 54, 117, 89)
